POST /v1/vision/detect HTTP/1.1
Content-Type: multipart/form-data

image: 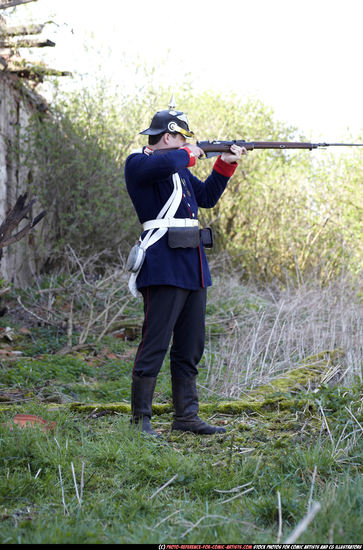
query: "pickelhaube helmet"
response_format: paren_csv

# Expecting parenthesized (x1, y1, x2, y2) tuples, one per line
(140, 96, 195, 138)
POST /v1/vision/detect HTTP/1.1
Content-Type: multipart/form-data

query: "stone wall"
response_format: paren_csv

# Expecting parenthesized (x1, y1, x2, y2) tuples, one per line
(0, 70, 48, 287)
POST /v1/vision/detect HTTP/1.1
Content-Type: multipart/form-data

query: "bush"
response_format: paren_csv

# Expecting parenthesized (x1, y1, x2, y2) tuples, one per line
(23, 82, 363, 283)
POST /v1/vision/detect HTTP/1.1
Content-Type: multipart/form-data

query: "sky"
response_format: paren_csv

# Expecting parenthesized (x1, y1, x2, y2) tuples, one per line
(3, 0, 363, 141)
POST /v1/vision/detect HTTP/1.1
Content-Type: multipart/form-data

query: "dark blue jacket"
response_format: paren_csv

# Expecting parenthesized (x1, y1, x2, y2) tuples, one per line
(124, 147, 236, 291)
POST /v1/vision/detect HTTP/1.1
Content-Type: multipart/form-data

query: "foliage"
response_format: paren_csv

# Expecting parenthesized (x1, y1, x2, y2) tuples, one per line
(23, 84, 138, 264)
(21, 80, 362, 283)
(186, 92, 363, 283)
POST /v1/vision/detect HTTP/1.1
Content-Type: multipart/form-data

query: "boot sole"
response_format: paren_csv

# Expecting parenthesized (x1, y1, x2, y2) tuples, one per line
(172, 424, 226, 435)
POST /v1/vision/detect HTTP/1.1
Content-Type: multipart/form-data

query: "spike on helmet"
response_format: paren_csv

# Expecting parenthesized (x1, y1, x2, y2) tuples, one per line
(140, 110, 195, 138)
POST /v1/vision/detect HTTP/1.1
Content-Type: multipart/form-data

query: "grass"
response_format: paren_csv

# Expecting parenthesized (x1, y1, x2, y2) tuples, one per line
(0, 269, 362, 544)
(0, 400, 361, 544)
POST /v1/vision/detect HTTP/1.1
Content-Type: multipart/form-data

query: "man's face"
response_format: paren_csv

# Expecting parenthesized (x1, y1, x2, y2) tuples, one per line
(169, 133, 187, 148)
(152, 132, 188, 150)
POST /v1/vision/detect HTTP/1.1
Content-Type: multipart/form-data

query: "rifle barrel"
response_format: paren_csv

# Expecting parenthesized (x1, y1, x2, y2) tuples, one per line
(319, 143, 363, 147)
(197, 140, 363, 156)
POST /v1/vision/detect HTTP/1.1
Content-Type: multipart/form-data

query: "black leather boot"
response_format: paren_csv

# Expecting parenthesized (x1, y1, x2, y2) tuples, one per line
(171, 375, 226, 435)
(130, 375, 160, 437)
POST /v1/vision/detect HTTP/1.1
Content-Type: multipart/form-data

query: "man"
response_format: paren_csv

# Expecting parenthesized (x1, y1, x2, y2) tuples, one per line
(124, 105, 246, 436)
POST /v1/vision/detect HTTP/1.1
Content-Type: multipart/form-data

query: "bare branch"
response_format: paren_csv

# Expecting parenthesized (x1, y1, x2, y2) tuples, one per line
(0, 0, 38, 10)
(0, 193, 46, 249)
(6, 61, 72, 80)
(1, 23, 46, 36)
(0, 37, 55, 48)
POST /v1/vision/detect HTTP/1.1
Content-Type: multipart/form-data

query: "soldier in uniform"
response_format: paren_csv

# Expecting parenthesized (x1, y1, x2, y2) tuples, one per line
(124, 104, 246, 436)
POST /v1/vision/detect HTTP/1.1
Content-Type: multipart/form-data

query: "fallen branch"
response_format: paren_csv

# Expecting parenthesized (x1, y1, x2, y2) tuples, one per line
(277, 490, 282, 543)
(220, 486, 254, 504)
(55, 343, 97, 356)
(154, 509, 181, 529)
(149, 474, 178, 500)
(58, 464, 68, 516)
(214, 481, 252, 494)
(17, 295, 58, 327)
(284, 502, 321, 544)
(71, 462, 81, 508)
(181, 514, 227, 538)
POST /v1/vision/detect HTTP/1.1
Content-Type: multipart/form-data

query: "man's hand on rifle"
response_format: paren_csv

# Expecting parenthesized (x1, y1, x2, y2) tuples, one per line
(220, 143, 247, 164)
(183, 142, 247, 164)
(183, 143, 205, 159)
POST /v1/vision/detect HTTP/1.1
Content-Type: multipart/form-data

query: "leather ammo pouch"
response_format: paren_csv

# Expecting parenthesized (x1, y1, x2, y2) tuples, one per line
(168, 226, 214, 249)
(168, 226, 200, 248)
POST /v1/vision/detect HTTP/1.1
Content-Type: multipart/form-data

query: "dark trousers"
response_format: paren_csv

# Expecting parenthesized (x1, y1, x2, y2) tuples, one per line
(133, 285, 207, 378)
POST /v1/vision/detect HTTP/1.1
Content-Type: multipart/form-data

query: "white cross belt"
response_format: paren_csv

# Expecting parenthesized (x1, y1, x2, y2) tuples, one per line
(142, 218, 199, 231)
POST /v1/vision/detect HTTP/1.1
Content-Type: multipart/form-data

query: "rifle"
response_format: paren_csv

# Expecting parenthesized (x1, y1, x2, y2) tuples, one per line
(197, 140, 363, 157)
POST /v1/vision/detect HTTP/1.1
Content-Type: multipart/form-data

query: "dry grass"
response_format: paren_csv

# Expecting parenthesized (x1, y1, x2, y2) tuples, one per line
(204, 269, 362, 397)
(13, 246, 135, 348)
(11, 249, 362, 399)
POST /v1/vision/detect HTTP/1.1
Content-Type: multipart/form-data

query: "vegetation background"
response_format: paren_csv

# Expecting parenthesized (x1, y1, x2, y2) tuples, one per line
(0, 70, 362, 543)
(24, 82, 363, 283)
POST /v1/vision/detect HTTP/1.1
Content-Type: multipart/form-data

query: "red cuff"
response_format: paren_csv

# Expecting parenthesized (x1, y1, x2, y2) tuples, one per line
(213, 155, 238, 178)
(180, 146, 196, 167)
